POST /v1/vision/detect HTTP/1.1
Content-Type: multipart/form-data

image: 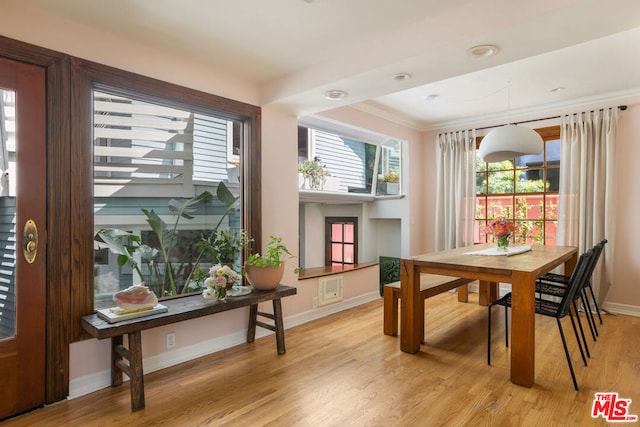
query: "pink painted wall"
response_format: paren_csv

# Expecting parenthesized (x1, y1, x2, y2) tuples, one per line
(606, 102, 640, 309)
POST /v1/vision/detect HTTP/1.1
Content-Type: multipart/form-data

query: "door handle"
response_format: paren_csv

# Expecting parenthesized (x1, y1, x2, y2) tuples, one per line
(23, 219, 38, 264)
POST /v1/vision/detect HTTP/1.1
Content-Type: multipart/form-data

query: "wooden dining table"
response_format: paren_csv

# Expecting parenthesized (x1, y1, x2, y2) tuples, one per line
(400, 243, 578, 387)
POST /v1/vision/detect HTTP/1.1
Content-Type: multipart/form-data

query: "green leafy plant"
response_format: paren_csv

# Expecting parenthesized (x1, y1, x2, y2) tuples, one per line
(379, 169, 399, 183)
(246, 235, 298, 271)
(298, 156, 330, 190)
(208, 228, 252, 265)
(95, 181, 240, 297)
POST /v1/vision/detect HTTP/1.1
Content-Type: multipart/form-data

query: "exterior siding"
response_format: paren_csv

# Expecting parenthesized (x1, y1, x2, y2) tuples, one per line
(193, 114, 230, 183)
(314, 131, 367, 192)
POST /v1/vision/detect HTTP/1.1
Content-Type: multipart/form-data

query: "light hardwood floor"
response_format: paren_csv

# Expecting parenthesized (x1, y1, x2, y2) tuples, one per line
(4, 292, 639, 426)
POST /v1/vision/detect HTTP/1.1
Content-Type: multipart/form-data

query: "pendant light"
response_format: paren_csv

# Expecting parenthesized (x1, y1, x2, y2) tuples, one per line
(478, 82, 543, 163)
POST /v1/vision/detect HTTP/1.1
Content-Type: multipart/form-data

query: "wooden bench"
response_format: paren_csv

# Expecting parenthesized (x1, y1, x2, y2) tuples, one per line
(383, 275, 473, 338)
(81, 285, 296, 412)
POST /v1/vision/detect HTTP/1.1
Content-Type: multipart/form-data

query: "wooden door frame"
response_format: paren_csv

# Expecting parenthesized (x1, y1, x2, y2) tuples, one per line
(0, 36, 71, 403)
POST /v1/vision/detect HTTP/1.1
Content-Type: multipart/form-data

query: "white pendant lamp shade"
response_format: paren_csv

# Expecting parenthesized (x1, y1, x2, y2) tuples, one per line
(478, 124, 544, 163)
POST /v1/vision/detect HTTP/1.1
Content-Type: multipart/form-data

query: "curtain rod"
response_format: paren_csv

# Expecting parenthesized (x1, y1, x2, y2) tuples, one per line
(474, 105, 627, 132)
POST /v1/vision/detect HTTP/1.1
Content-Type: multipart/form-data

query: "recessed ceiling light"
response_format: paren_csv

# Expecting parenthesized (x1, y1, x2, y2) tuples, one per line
(325, 89, 348, 100)
(550, 86, 565, 93)
(424, 94, 439, 101)
(392, 72, 412, 81)
(467, 44, 499, 59)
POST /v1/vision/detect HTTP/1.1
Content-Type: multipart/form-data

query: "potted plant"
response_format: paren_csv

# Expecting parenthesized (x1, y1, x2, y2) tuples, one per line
(244, 235, 297, 290)
(95, 181, 240, 297)
(298, 156, 330, 190)
(377, 169, 400, 195)
(210, 229, 252, 267)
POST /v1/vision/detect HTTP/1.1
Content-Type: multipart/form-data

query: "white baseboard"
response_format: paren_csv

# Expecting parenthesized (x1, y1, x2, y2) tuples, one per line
(68, 369, 112, 399)
(602, 301, 640, 317)
(69, 290, 381, 399)
(285, 290, 380, 329)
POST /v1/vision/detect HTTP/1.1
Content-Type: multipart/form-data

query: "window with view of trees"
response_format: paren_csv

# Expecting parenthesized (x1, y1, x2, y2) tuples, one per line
(475, 126, 560, 246)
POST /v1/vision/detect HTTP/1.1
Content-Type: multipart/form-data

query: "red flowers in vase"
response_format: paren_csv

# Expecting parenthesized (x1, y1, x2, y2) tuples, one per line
(485, 217, 515, 251)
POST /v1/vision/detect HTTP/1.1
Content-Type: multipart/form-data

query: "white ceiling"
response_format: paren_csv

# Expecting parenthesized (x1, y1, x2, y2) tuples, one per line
(9, 0, 640, 130)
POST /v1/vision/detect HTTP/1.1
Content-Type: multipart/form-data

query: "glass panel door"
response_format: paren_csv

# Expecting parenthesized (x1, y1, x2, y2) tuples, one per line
(0, 89, 15, 340)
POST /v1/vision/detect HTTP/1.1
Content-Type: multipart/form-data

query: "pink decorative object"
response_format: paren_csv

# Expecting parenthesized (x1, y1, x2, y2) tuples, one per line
(113, 284, 158, 310)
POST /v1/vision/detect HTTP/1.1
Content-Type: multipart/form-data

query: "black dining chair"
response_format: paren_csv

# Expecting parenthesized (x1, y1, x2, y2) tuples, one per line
(487, 249, 594, 391)
(536, 239, 607, 342)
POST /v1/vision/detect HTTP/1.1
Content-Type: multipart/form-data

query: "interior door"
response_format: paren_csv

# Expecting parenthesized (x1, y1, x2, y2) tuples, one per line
(0, 57, 47, 420)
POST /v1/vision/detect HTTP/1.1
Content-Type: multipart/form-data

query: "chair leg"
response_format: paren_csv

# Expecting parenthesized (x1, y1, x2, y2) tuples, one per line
(504, 306, 509, 348)
(571, 301, 590, 359)
(557, 318, 579, 391)
(580, 290, 598, 340)
(487, 305, 492, 365)
(568, 311, 588, 367)
(587, 282, 604, 325)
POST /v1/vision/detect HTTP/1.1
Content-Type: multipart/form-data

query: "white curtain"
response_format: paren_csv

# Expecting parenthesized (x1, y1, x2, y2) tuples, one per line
(556, 108, 618, 304)
(435, 130, 477, 250)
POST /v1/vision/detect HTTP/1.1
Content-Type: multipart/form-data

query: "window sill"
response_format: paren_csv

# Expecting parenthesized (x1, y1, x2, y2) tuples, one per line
(299, 189, 375, 204)
(298, 262, 378, 280)
(298, 189, 404, 204)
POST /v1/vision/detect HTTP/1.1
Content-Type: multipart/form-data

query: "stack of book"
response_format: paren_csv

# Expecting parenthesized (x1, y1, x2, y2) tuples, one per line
(97, 304, 168, 323)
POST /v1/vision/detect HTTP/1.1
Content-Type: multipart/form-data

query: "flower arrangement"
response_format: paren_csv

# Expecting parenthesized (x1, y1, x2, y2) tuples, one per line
(485, 217, 515, 251)
(202, 264, 239, 301)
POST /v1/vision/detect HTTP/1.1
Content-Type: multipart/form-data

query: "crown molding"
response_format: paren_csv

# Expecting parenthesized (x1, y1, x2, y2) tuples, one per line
(351, 88, 640, 133)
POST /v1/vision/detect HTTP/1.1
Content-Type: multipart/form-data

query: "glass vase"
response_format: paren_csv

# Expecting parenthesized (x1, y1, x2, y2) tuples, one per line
(497, 235, 510, 252)
(214, 286, 227, 301)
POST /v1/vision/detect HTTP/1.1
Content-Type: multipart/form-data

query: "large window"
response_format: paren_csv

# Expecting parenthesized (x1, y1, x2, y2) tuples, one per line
(92, 89, 245, 307)
(325, 217, 358, 266)
(71, 60, 261, 314)
(475, 126, 560, 245)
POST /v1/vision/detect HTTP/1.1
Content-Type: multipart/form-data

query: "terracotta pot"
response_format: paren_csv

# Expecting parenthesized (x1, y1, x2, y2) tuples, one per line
(244, 264, 284, 290)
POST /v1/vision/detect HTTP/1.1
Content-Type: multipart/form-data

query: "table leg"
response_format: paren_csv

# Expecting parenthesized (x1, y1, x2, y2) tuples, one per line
(509, 271, 536, 387)
(564, 254, 577, 276)
(127, 331, 145, 412)
(111, 335, 123, 387)
(400, 259, 421, 353)
(247, 304, 258, 343)
(272, 299, 286, 355)
(457, 284, 469, 303)
(383, 286, 398, 336)
(479, 281, 499, 306)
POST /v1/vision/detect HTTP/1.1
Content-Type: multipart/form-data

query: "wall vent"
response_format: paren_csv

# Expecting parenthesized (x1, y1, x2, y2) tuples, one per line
(318, 275, 343, 306)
